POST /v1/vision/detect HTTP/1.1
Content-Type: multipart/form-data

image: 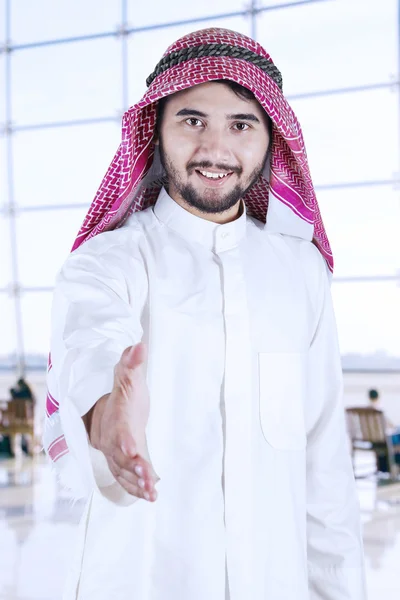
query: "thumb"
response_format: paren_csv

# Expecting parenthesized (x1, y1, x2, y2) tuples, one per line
(121, 342, 147, 371)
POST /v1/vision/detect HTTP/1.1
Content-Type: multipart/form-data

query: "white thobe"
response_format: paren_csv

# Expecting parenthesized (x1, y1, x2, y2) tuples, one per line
(48, 187, 367, 599)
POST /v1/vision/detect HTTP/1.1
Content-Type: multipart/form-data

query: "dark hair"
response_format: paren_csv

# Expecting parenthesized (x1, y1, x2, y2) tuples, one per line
(368, 389, 379, 400)
(155, 79, 272, 137)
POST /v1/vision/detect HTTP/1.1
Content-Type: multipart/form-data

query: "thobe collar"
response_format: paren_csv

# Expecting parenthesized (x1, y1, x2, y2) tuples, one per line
(153, 187, 247, 253)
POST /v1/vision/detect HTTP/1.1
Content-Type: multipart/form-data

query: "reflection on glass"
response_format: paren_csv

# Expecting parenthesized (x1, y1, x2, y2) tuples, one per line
(12, 38, 122, 124)
(13, 123, 120, 207)
(11, 0, 120, 44)
(291, 89, 399, 185)
(128, 17, 250, 103)
(257, 0, 397, 95)
(332, 281, 400, 358)
(16, 208, 86, 288)
(319, 186, 400, 278)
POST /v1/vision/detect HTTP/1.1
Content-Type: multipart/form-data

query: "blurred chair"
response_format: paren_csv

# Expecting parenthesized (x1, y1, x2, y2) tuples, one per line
(345, 407, 400, 480)
(0, 398, 35, 456)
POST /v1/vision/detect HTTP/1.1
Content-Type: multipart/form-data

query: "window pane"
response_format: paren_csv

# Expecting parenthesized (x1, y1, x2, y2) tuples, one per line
(0, 295, 17, 359)
(332, 281, 400, 359)
(12, 38, 122, 125)
(128, 17, 251, 103)
(319, 186, 400, 278)
(16, 208, 86, 288)
(291, 89, 399, 185)
(128, 0, 247, 28)
(257, 0, 397, 95)
(13, 122, 120, 207)
(0, 216, 12, 287)
(20, 292, 52, 358)
(11, 0, 120, 44)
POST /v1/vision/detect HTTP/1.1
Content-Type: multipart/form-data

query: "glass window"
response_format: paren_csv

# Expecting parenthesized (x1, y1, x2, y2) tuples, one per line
(11, 38, 122, 125)
(332, 281, 400, 359)
(11, 0, 120, 45)
(12, 122, 120, 208)
(0, 294, 16, 359)
(319, 186, 400, 278)
(128, 17, 251, 103)
(20, 292, 52, 358)
(290, 89, 399, 185)
(16, 208, 87, 288)
(127, 0, 247, 29)
(257, 0, 397, 95)
(0, 216, 12, 288)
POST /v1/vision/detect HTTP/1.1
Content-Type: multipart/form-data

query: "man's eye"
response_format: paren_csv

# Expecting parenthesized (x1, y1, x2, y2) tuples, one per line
(186, 118, 203, 127)
(234, 122, 250, 131)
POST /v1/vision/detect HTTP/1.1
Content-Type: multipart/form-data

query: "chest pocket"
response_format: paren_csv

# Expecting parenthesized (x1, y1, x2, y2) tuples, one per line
(258, 352, 307, 450)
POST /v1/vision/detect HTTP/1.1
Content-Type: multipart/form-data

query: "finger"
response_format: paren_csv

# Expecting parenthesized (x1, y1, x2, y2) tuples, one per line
(109, 446, 157, 485)
(120, 343, 147, 371)
(108, 456, 156, 493)
(112, 467, 158, 502)
(116, 476, 157, 502)
(107, 458, 144, 499)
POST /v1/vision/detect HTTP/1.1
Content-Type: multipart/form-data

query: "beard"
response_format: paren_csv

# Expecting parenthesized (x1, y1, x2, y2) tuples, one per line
(158, 138, 268, 215)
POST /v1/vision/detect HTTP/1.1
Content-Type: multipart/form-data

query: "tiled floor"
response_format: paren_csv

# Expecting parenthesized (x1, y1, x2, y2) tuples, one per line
(0, 452, 399, 599)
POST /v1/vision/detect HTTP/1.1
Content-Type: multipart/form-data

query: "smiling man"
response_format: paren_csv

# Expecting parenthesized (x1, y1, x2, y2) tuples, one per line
(44, 28, 367, 600)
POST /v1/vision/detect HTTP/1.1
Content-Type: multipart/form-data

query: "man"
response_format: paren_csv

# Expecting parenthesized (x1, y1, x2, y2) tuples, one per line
(44, 28, 367, 600)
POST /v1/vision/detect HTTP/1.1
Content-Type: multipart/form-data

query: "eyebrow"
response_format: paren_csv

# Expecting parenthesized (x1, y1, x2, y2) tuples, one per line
(175, 108, 261, 124)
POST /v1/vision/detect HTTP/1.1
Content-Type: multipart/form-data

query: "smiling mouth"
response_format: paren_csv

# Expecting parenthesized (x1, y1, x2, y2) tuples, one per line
(196, 169, 233, 180)
(195, 169, 234, 185)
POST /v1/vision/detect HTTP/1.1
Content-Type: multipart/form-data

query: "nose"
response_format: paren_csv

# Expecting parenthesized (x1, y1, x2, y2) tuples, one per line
(197, 128, 233, 165)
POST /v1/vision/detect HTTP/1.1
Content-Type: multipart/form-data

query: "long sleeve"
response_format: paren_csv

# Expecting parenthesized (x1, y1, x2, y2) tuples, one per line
(45, 232, 148, 505)
(305, 259, 367, 599)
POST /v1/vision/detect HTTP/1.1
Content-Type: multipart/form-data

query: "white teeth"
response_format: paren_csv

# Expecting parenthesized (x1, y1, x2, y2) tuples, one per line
(199, 170, 229, 179)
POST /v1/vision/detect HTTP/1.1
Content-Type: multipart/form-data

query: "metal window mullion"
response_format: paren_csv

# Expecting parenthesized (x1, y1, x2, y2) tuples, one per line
(250, 0, 257, 41)
(398, 0, 400, 179)
(121, 0, 129, 111)
(5, 0, 25, 375)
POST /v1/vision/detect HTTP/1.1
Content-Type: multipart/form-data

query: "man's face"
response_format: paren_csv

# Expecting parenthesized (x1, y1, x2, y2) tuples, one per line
(157, 82, 271, 217)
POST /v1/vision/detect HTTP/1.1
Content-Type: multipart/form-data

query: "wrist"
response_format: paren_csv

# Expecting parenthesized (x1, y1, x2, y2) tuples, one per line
(83, 393, 110, 449)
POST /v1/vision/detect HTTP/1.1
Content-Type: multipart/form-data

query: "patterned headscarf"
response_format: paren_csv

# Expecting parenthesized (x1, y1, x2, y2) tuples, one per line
(44, 27, 332, 494)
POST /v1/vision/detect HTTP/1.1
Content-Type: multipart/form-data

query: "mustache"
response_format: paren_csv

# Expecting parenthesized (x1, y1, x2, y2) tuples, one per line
(187, 161, 242, 176)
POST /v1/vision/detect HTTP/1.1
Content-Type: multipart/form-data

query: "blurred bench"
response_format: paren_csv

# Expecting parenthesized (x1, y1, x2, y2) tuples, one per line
(345, 406, 400, 479)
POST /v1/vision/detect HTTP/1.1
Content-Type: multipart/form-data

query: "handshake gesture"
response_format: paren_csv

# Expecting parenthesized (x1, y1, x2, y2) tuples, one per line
(84, 343, 160, 502)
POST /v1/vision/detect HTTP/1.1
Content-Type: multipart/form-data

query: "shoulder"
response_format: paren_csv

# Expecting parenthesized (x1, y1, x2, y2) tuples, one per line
(74, 208, 156, 259)
(271, 233, 330, 325)
(56, 209, 157, 289)
(64, 207, 157, 268)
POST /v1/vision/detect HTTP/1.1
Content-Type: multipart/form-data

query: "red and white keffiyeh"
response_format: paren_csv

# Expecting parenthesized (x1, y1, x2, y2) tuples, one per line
(44, 27, 333, 493)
